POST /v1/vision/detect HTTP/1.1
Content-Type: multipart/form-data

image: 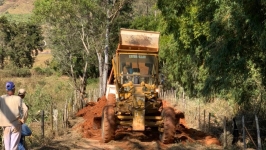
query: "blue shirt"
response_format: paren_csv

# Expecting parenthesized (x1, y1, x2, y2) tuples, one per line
(21, 124, 32, 136)
(18, 124, 32, 150)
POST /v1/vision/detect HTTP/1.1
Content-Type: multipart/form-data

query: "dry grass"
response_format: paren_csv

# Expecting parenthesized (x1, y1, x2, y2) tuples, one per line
(166, 95, 235, 131)
(0, 75, 71, 98)
(168, 142, 222, 150)
(0, 0, 35, 14)
(33, 51, 52, 68)
(163, 94, 249, 149)
(183, 99, 234, 130)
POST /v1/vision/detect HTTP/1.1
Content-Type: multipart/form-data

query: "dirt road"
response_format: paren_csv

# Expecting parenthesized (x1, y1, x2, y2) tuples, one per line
(34, 116, 221, 150)
(31, 96, 221, 150)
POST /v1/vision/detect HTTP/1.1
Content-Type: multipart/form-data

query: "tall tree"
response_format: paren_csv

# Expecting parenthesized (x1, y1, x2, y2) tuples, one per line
(99, 0, 130, 96)
(0, 16, 43, 68)
(0, 16, 8, 69)
(33, 0, 133, 109)
(157, 0, 266, 105)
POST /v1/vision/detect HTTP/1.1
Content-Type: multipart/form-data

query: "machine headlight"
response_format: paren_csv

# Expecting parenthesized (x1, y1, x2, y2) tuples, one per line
(155, 88, 159, 93)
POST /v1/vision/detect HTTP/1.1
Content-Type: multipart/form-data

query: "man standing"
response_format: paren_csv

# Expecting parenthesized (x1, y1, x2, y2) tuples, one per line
(0, 81, 28, 150)
(18, 89, 28, 122)
(18, 89, 31, 150)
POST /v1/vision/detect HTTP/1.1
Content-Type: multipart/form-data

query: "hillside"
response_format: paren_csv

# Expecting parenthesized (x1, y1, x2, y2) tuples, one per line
(0, 0, 34, 14)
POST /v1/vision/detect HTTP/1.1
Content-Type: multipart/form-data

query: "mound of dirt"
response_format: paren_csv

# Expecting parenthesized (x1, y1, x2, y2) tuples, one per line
(173, 110, 220, 146)
(162, 99, 220, 146)
(175, 124, 221, 146)
(75, 96, 107, 138)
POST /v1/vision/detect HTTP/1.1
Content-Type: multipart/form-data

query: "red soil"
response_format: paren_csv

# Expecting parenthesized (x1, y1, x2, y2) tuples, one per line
(75, 96, 107, 138)
(75, 97, 220, 146)
(162, 100, 220, 146)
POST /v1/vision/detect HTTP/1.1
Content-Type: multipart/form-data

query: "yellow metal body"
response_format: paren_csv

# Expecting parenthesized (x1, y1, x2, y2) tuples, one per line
(106, 28, 162, 131)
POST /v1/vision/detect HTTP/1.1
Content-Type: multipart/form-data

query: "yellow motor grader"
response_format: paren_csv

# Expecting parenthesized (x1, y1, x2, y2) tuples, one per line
(101, 28, 177, 144)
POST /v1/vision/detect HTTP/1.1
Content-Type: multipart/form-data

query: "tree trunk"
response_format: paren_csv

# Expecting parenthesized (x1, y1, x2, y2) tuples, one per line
(0, 52, 3, 69)
(97, 52, 103, 97)
(99, 0, 125, 96)
(81, 61, 88, 108)
(102, 23, 109, 96)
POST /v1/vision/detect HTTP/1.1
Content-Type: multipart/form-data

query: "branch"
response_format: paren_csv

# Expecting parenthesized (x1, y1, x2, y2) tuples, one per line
(91, 36, 104, 54)
(67, 82, 75, 89)
(69, 54, 78, 89)
(108, 0, 125, 23)
(79, 24, 90, 55)
(79, 61, 88, 85)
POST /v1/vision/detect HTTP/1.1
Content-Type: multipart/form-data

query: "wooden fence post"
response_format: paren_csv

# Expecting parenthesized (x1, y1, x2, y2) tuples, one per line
(72, 102, 76, 117)
(166, 91, 168, 101)
(62, 109, 64, 128)
(223, 116, 227, 148)
(208, 112, 211, 132)
(204, 110, 206, 132)
(41, 110, 44, 138)
(64, 102, 68, 128)
(195, 107, 197, 127)
(93, 89, 96, 101)
(53, 109, 58, 136)
(174, 90, 177, 103)
(50, 103, 53, 131)
(242, 115, 246, 150)
(198, 102, 201, 129)
(255, 115, 262, 150)
(74, 90, 77, 110)
(184, 97, 187, 111)
(245, 126, 257, 149)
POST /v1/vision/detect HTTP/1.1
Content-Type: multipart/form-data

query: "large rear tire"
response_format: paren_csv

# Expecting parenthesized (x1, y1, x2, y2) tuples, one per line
(160, 107, 176, 144)
(101, 105, 116, 143)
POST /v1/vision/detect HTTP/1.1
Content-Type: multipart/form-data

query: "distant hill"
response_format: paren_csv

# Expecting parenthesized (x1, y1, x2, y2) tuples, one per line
(0, 0, 35, 14)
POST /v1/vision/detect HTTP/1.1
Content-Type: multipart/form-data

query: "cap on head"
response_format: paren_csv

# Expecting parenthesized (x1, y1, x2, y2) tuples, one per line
(18, 89, 26, 96)
(6, 81, 15, 91)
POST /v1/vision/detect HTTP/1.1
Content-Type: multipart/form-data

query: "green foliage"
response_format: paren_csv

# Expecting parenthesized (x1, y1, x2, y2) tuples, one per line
(26, 84, 52, 123)
(155, 0, 266, 104)
(33, 67, 53, 76)
(0, 63, 31, 77)
(0, 13, 32, 23)
(86, 78, 98, 88)
(33, 0, 99, 79)
(32, 0, 134, 83)
(0, 16, 44, 68)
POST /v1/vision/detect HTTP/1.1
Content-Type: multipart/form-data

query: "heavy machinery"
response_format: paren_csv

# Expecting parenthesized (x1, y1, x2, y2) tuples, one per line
(101, 28, 177, 144)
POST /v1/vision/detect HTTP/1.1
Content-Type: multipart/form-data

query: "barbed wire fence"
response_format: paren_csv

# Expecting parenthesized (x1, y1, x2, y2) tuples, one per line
(159, 89, 265, 149)
(0, 88, 264, 150)
(0, 88, 100, 149)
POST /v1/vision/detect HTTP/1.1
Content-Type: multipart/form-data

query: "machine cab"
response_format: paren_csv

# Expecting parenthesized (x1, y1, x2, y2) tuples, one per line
(106, 28, 160, 98)
(117, 28, 160, 86)
(119, 53, 158, 85)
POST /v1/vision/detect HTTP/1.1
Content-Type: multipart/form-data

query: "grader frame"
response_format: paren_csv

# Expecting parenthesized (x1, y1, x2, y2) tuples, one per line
(101, 28, 177, 144)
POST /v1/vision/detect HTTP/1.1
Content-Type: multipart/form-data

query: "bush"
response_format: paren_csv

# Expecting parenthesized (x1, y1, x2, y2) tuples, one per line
(87, 78, 99, 89)
(33, 67, 53, 76)
(87, 78, 98, 85)
(0, 68, 31, 77)
(33, 67, 43, 75)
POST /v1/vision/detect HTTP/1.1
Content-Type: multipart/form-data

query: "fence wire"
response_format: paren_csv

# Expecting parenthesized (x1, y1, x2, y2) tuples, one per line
(159, 90, 265, 149)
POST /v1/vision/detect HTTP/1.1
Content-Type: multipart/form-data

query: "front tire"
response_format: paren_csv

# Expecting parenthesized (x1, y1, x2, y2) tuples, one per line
(101, 105, 116, 143)
(160, 107, 176, 144)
